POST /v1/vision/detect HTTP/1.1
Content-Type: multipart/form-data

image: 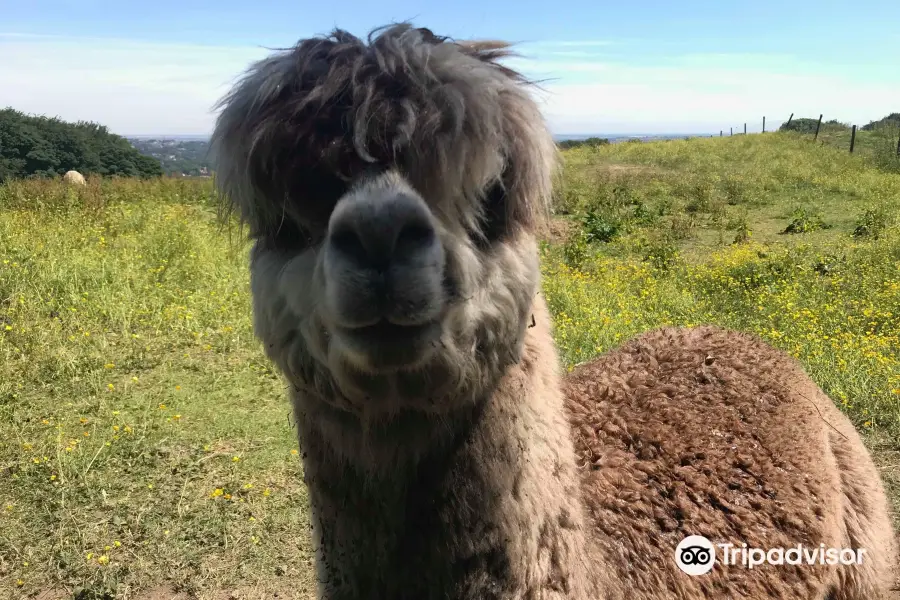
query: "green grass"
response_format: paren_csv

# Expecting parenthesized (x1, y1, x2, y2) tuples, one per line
(2, 132, 899, 599)
(1, 179, 313, 599)
(554, 132, 899, 252)
(815, 123, 900, 172)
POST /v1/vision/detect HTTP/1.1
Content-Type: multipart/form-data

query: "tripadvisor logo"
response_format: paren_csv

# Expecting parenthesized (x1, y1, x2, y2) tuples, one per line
(674, 535, 868, 575)
(675, 535, 715, 575)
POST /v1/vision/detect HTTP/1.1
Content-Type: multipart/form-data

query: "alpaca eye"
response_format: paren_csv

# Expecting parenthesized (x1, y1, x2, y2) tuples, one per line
(284, 168, 350, 231)
(474, 181, 509, 247)
(269, 217, 317, 251)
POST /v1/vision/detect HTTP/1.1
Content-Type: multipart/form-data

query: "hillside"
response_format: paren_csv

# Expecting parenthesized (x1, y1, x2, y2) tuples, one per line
(129, 138, 212, 177)
(0, 108, 163, 182)
(862, 112, 900, 132)
(1, 132, 898, 598)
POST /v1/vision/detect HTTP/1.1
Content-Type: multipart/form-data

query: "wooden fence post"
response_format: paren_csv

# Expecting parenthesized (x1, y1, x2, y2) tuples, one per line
(720, 130, 723, 137)
(814, 114, 823, 141)
(730, 127, 733, 136)
(786, 113, 794, 127)
(744, 123, 747, 135)
(763, 116, 766, 133)
(849, 125, 857, 153)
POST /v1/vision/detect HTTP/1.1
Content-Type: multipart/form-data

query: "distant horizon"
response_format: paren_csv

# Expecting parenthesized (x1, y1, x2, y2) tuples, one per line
(123, 132, 722, 142)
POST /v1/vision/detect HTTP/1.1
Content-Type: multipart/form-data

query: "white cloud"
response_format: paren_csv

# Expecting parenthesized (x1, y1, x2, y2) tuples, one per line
(0, 33, 270, 134)
(519, 55, 900, 134)
(537, 50, 611, 59)
(528, 40, 616, 47)
(506, 56, 611, 74)
(1, 33, 897, 136)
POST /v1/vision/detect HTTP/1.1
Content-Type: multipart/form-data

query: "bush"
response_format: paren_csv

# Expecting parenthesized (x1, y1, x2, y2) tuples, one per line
(779, 117, 848, 134)
(853, 206, 894, 239)
(581, 210, 621, 244)
(685, 178, 716, 213)
(630, 201, 657, 226)
(732, 226, 752, 245)
(562, 228, 590, 267)
(726, 212, 752, 244)
(782, 206, 828, 234)
(721, 174, 759, 206)
(669, 212, 696, 240)
(637, 233, 679, 270)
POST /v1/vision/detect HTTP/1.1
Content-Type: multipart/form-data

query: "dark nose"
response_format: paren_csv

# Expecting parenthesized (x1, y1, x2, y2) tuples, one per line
(327, 191, 438, 269)
(323, 183, 446, 329)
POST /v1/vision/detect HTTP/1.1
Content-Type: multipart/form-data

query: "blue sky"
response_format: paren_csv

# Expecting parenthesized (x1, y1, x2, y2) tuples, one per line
(1, 0, 897, 135)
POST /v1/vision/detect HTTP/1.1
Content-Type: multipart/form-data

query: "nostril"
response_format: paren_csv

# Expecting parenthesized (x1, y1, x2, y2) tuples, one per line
(327, 191, 440, 269)
(397, 221, 435, 249)
(330, 226, 368, 263)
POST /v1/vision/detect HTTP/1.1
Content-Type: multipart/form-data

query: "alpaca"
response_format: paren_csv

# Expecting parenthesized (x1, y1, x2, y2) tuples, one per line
(209, 24, 897, 600)
(62, 170, 86, 185)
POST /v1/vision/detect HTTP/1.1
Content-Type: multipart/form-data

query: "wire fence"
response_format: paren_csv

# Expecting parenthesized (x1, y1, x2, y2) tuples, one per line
(710, 113, 900, 156)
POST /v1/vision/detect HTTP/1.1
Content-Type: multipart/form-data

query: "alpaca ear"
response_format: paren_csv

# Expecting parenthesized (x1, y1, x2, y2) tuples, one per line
(456, 40, 512, 53)
(455, 40, 522, 82)
(415, 27, 447, 44)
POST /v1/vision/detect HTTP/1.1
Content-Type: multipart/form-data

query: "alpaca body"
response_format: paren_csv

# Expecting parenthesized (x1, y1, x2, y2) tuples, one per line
(210, 23, 897, 600)
(567, 319, 896, 599)
(284, 288, 896, 599)
(63, 170, 85, 185)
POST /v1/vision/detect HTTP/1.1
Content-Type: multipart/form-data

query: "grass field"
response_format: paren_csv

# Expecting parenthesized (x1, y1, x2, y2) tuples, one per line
(1, 132, 899, 599)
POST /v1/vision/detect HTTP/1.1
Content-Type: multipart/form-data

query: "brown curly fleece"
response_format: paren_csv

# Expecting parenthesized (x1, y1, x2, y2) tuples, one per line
(566, 324, 898, 599)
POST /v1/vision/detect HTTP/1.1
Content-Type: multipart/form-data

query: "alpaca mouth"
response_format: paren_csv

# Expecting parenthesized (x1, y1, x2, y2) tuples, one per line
(335, 319, 442, 372)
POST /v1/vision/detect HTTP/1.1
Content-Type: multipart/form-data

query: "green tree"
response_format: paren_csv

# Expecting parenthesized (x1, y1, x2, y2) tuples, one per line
(0, 107, 164, 182)
(861, 113, 900, 132)
(557, 137, 611, 149)
(779, 117, 848, 134)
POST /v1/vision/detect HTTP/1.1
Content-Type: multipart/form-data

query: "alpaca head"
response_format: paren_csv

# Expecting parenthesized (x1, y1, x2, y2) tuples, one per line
(211, 24, 557, 418)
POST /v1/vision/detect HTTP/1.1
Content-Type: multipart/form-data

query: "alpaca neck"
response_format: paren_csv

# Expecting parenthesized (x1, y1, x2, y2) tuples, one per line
(294, 297, 604, 599)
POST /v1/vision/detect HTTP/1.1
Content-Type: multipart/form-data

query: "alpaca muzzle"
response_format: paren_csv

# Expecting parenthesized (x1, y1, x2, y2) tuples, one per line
(321, 172, 448, 371)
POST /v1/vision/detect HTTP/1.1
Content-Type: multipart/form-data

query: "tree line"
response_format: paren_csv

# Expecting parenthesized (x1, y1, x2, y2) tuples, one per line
(0, 108, 163, 182)
(779, 113, 900, 134)
(556, 137, 611, 150)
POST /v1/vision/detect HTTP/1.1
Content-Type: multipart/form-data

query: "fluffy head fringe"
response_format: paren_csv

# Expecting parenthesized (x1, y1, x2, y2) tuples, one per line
(209, 23, 558, 241)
